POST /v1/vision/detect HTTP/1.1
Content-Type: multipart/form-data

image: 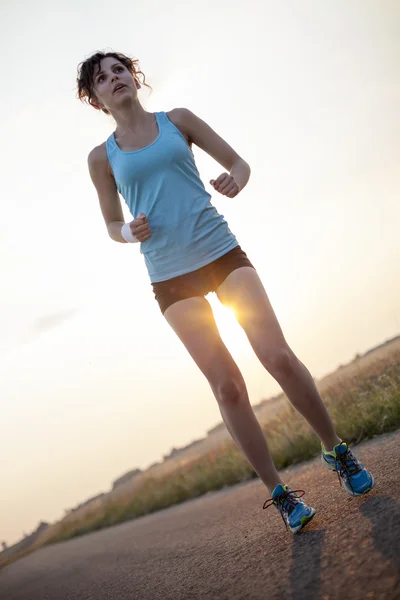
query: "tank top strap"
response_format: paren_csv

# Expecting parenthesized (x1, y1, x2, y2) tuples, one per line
(155, 110, 169, 128)
(105, 131, 118, 167)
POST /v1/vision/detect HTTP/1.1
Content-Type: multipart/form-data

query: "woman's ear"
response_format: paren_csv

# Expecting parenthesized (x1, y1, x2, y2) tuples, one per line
(89, 97, 104, 111)
(134, 78, 141, 90)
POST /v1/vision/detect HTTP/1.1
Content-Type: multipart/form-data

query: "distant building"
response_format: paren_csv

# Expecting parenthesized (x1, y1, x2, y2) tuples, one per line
(112, 468, 142, 490)
(66, 493, 106, 514)
(0, 522, 49, 559)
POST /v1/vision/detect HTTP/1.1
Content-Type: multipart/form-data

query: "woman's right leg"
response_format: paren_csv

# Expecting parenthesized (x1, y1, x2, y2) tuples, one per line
(164, 296, 283, 495)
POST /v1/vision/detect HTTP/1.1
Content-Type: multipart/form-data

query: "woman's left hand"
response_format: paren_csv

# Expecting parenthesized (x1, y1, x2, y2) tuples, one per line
(210, 173, 240, 198)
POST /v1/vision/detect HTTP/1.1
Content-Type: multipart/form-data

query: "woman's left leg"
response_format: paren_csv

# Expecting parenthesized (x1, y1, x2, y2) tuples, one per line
(216, 267, 341, 452)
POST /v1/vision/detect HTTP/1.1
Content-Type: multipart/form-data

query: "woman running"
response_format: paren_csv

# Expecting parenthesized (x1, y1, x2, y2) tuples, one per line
(76, 50, 375, 534)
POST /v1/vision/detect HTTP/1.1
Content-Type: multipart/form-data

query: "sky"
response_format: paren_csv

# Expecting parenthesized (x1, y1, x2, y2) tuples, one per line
(0, 0, 399, 546)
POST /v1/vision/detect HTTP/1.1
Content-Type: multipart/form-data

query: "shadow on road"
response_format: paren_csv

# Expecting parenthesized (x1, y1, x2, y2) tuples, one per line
(359, 495, 400, 573)
(290, 529, 326, 600)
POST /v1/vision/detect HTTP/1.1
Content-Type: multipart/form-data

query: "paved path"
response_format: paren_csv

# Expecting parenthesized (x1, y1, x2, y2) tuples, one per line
(1, 431, 399, 600)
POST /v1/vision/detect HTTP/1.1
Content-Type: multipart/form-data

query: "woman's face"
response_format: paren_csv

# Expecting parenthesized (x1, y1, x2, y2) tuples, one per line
(92, 56, 138, 111)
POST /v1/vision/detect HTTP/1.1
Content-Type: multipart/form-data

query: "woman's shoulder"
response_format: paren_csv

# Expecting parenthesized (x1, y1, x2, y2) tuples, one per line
(88, 141, 107, 160)
(165, 108, 192, 144)
(165, 107, 191, 126)
(87, 141, 112, 175)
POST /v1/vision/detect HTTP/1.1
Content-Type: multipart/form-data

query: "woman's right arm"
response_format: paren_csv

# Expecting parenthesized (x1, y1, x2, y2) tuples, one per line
(87, 144, 127, 243)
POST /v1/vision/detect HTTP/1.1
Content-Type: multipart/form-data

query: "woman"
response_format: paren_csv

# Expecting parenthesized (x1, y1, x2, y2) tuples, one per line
(77, 50, 374, 534)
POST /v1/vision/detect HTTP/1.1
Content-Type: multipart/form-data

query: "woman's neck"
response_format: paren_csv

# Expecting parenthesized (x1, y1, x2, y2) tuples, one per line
(112, 102, 152, 136)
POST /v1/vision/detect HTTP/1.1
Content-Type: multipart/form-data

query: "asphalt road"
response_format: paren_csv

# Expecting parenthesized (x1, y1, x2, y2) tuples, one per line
(1, 430, 399, 600)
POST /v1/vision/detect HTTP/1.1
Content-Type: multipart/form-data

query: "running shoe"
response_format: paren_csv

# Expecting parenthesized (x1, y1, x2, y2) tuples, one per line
(263, 484, 316, 534)
(321, 441, 375, 496)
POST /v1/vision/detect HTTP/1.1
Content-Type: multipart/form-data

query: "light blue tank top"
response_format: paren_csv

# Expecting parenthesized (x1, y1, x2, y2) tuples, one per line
(105, 111, 238, 282)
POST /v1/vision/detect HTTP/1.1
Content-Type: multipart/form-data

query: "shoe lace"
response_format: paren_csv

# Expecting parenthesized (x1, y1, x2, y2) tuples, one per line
(335, 442, 363, 492)
(263, 489, 305, 530)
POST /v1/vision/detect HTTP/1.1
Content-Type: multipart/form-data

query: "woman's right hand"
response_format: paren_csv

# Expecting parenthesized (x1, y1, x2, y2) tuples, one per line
(129, 213, 152, 242)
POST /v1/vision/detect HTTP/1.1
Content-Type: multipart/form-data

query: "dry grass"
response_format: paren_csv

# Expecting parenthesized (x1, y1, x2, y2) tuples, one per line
(1, 338, 399, 569)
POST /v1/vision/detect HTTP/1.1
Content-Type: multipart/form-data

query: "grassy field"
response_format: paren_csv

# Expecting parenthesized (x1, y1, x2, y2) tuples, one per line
(1, 338, 399, 568)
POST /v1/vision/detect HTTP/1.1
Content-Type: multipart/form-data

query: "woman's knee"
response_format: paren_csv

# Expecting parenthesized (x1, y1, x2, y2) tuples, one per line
(261, 346, 297, 379)
(212, 377, 246, 407)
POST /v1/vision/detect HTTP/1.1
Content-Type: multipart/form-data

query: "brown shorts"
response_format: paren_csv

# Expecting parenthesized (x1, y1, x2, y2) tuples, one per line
(151, 245, 255, 314)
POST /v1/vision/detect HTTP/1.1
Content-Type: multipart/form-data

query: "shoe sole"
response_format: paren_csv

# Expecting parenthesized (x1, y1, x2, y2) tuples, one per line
(289, 509, 316, 534)
(321, 456, 376, 496)
(344, 474, 375, 496)
(321, 454, 336, 471)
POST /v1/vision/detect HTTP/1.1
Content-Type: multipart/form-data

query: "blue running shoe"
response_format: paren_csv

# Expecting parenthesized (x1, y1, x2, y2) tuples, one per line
(321, 441, 375, 496)
(263, 484, 316, 534)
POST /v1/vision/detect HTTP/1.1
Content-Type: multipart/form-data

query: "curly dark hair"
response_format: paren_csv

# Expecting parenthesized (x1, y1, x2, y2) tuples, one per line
(76, 50, 152, 115)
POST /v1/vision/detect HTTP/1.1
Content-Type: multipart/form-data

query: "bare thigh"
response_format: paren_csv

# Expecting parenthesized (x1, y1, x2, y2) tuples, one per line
(164, 296, 245, 392)
(216, 267, 290, 366)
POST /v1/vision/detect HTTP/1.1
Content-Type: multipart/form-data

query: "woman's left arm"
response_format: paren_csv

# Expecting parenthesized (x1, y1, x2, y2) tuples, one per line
(167, 108, 251, 198)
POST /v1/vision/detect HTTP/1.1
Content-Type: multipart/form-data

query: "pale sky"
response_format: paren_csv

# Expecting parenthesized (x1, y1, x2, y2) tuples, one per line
(1, 0, 399, 546)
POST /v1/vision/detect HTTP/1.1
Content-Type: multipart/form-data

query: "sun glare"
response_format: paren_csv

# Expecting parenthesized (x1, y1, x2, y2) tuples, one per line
(207, 294, 248, 356)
